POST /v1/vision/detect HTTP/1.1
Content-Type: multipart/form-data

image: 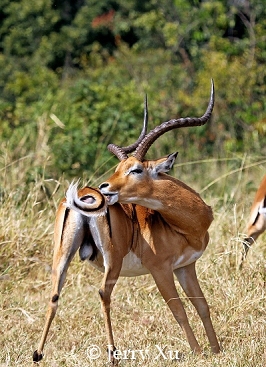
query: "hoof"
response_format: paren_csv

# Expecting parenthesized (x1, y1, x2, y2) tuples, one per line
(107, 346, 118, 365)
(33, 350, 43, 362)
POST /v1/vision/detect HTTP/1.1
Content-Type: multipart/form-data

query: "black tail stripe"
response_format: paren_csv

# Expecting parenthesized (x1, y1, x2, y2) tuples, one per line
(61, 207, 70, 241)
(106, 208, 112, 238)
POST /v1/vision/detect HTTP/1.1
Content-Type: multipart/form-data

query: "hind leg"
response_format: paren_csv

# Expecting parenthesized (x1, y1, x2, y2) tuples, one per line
(99, 263, 123, 365)
(174, 262, 220, 354)
(149, 265, 202, 353)
(33, 205, 85, 362)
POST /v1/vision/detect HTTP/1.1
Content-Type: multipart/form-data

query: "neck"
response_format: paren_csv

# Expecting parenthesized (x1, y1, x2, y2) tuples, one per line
(130, 174, 213, 236)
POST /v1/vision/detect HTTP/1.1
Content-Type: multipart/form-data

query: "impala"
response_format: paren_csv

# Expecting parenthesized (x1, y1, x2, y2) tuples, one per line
(98, 79, 220, 355)
(33, 81, 220, 363)
(242, 174, 266, 264)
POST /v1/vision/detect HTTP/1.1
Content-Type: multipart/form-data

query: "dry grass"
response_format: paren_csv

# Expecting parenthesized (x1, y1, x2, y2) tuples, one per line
(0, 154, 266, 367)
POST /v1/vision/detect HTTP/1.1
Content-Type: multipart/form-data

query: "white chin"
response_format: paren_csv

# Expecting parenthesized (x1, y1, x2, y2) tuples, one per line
(106, 194, 118, 205)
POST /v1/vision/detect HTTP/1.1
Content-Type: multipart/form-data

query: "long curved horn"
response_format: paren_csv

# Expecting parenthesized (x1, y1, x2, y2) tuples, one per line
(123, 95, 148, 153)
(108, 95, 148, 161)
(133, 80, 215, 161)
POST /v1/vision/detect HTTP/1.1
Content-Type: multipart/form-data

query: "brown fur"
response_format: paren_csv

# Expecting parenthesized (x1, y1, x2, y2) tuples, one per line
(33, 181, 220, 364)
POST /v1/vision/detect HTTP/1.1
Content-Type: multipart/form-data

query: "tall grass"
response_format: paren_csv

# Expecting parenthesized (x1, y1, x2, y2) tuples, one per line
(0, 145, 265, 367)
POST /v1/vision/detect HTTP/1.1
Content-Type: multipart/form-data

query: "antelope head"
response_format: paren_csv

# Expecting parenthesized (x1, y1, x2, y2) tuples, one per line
(100, 80, 215, 206)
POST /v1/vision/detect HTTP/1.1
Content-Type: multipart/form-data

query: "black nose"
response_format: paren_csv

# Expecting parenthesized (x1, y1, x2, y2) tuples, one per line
(99, 182, 109, 190)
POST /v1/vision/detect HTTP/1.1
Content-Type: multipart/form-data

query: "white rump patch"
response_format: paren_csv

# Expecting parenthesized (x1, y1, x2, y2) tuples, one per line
(89, 217, 109, 268)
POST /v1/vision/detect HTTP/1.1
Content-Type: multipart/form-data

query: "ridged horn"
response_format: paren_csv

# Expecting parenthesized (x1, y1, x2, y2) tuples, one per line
(107, 95, 148, 161)
(133, 79, 214, 161)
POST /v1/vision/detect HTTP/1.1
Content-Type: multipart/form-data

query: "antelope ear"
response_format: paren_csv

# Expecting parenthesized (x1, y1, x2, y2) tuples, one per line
(154, 152, 178, 174)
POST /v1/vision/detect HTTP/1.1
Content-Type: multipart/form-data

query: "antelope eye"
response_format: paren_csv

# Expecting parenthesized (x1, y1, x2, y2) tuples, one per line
(130, 168, 143, 174)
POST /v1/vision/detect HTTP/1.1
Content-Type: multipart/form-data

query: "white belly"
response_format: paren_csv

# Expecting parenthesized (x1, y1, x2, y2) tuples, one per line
(172, 250, 203, 269)
(120, 251, 149, 277)
(87, 250, 149, 277)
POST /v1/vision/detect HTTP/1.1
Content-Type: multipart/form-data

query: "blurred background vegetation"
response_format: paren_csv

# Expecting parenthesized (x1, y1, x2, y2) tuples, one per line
(0, 0, 265, 189)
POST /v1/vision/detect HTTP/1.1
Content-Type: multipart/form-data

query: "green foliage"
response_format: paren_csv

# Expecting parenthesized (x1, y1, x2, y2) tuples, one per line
(0, 0, 266, 180)
(1, 3, 266, 364)
(49, 74, 143, 177)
